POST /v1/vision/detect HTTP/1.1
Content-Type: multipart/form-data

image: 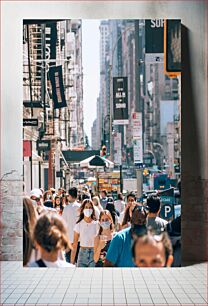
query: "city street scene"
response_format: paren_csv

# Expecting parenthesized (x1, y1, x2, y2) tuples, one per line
(23, 19, 181, 268)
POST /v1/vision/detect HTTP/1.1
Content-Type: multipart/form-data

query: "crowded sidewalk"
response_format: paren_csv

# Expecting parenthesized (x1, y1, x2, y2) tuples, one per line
(24, 186, 181, 268)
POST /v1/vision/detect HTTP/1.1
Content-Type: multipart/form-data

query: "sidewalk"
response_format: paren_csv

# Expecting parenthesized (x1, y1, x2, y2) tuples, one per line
(0, 261, 207, 305)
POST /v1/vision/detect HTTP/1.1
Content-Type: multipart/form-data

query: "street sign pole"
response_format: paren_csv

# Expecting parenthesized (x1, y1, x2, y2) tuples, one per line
(136, 168, 143, 199)
(109, 64, 113, 162)
(120, 164, 123, 193)
(30, 141, 33, 190)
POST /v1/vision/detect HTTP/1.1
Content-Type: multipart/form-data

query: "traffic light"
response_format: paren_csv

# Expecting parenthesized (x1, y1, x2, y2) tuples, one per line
(143, 168, 149, 176)
(101, 145, 107, 158)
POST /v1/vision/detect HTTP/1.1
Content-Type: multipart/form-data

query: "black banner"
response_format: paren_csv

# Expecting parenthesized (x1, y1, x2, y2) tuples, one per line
(37, 140, 51, 151)
(166, 20, 181, 72)
(23, 119, 38, 127)
(145, 19, 164, 53)
(113, 77, 128, 124)
(46, 23, 57, 63)
(48, 66, 67, 109)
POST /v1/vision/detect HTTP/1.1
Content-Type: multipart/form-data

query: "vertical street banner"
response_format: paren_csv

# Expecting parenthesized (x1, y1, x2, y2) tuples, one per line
(132, 112, 142, 139)
(113, 77, 129, 125)
(133, 139, 143, 164)
(46, 22, 57, 62)
(114, 132, 122, 165)
(48, 66, 67, 109)
(132, 112, 143, 164)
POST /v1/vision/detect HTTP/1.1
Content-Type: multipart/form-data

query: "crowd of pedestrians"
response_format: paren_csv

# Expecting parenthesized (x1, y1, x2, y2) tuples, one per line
(23, 185, 181, 268)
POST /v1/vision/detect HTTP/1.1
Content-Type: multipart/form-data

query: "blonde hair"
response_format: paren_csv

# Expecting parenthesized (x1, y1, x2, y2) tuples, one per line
(98, 210, 114, 235)
(92, 196, 100, 206)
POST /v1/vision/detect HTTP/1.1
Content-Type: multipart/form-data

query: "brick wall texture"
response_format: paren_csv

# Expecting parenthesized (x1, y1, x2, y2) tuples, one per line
(0, 178, 22, 261)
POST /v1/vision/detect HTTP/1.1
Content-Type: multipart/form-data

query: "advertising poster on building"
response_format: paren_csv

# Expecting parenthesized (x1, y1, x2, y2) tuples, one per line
(166, 19, 181, 72)
(113, 77, 129, 125)
(145, 19, 164, 64)
(145, 19, 164, 53)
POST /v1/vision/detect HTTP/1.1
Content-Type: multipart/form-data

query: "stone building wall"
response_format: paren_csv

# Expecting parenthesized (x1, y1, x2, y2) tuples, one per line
(0, 172, 22, 261)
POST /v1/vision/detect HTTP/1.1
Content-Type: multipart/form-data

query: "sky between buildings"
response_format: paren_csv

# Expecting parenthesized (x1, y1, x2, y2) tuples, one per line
(82, 20, 100, 146)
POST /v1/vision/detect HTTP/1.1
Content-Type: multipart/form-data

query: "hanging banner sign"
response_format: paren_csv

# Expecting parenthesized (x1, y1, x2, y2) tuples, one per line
(133, 138, 143, 164)
(23, 140, 32, 157)
(48, 66, 67, 109)
(114, 132, 122, 165)
(37, 140, 51, 151)
(132, 112, 142, 139)
(145, 19, 164, 53)
(113, 77, 129, 125)
(23, 119, 38, 127)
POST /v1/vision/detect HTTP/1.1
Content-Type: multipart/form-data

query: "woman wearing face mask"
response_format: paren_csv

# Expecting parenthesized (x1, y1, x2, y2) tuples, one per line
(70, 199, 99, 267)
(94, 210, 115, 267)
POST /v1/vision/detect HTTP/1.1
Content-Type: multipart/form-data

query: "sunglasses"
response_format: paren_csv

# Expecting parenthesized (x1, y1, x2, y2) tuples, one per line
(128, 198, 135, 203)
(132, 205, 149, 214)
(33, 198, 40, 202)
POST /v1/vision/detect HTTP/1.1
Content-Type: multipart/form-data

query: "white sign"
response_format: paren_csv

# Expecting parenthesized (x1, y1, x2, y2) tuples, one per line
(113, 119, 129, 125)
(151, 19, 164, 28)
(145, 53, 164, 64)
(114, 132, 122, 165)
(123, 179, 137, 191)
(133, 139, 143, 163)
(132, 112, 142, 139)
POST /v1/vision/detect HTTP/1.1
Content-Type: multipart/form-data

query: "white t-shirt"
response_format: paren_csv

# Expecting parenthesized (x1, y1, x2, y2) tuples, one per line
(74, 219, 99, 247)
(62, 201, 80, 243)
(28, 258, 75, 268)
(93, 205, 100, 220)
(114, 200, 125, 214)
(118, 210, 125, 225)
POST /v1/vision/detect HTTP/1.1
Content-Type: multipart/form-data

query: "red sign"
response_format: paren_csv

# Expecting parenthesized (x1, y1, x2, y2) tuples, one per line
(23, 140, 32, 157)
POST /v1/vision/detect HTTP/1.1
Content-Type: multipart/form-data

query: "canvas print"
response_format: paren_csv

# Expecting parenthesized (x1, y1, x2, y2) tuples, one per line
(23, 19, 181, 268)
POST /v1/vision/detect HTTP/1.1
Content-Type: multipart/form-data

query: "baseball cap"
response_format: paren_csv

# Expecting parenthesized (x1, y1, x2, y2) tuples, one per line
(30, 188, 42, 198)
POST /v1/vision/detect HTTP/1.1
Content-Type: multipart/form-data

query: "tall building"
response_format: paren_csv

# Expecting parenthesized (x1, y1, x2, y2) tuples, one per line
(98, 20, 110, 152)
(144, 58, 180, 168)
(91, 119, 98, 149)
(23, 20, 84, 192)
(93, 19, 181, 174)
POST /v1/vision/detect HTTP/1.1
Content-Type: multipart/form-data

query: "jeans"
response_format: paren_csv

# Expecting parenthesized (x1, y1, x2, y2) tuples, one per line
(77, 248, 95, 267)
(65, 242, 80, 263)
